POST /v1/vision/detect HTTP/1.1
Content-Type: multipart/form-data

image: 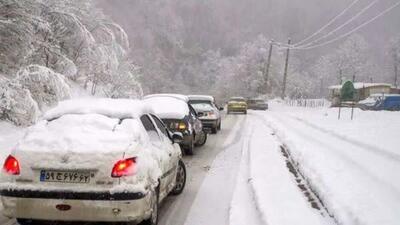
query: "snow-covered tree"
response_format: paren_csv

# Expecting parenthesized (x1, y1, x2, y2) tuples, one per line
(333, 34, 373, 82)
(16, 65, 71, 110)
(388, 36, 400, 87)
(0, 0, 142, 126)
(0, 77, 39, 126)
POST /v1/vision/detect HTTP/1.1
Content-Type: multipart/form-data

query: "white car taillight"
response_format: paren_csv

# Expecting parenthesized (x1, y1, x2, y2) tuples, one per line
(3, 155, 20, 175)
(111, 157, 136, 178)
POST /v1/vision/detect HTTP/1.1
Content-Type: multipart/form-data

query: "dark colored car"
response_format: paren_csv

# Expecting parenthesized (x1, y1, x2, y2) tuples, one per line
(144, 94, 207, 155)
(188, 95, 223, 134)
(247, 98, 268, 110)
(227, 97, 247, 114)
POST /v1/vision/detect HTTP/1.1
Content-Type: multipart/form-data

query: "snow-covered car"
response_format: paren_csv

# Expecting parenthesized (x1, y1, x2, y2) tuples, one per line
(247, 98, 268, 110)
(0, 99, 187, 225)
(357, 94, 381, 110)
(144, 94, 207, 155)
(188, 95, 222, 134)
(227, 97, 247, 114)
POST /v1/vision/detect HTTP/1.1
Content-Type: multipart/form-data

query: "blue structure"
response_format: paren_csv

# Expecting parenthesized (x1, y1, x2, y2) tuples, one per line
(374, 95, 400, 111)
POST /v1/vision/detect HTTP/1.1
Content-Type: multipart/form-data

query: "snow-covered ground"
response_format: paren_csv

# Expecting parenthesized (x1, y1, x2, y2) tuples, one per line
(185, 112, 332, 225)
(254, 102, 400, 225)
(1, 102, 399, 225)
(229, 113, 334, 225)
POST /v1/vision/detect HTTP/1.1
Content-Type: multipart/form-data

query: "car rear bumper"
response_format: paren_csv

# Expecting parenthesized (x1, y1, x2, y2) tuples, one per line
(200, 119, 218, 128)
(248, 106, 268, 110)
(228, 107, 247, 112)
(1, 189, 151, 222)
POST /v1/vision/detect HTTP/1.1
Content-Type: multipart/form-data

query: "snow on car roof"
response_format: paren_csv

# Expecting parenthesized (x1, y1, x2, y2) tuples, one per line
(44, 98, 153, 121)
(144, 94, 189, 103)
(188, 95, 215, 102)
(143, 96, 189, 120)
(18, 114, 144, 154)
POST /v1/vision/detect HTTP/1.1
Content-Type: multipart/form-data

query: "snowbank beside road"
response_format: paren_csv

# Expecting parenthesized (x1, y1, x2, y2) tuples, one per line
(257, 104, 400, 225)
(230, 115, 332, 225)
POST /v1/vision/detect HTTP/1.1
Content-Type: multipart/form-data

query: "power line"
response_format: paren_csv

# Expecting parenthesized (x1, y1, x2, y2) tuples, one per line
(293, 0, 400, 50)
(296, 0, 381, 49)
(292, 0, 362, 47)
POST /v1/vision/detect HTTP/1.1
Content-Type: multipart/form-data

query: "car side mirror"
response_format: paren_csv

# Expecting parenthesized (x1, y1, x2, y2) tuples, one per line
(219, 107, 224, 111)
(172, 132, 184, 144)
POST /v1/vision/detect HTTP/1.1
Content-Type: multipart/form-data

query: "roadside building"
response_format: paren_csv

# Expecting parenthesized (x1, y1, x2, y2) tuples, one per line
(329, 83, 394, 106)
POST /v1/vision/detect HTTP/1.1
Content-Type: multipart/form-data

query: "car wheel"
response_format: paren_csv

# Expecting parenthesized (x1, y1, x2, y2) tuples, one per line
(142, 185, 160, 225)
(170, 160, 186, 195)
(217, 122, 221, 130)
(211, 126, 217, 134)
(195, 132, 207, 146)
(184, 136, 194, 155)
(16, 219, 39, 225)
(244, 110, 247, 114)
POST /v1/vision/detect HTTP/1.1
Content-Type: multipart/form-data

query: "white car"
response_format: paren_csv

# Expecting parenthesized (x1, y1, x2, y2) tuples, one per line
(0, 99, 186, 225)
(188, 95, 223, 134)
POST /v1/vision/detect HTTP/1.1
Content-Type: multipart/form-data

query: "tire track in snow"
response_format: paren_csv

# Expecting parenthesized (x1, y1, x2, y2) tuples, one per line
(250, 115, 336, 223)
(229, 122, 266, 225)
(255, 111, 400, 225)
(258, 112, 400, 198)
(279, 144, 338, 223)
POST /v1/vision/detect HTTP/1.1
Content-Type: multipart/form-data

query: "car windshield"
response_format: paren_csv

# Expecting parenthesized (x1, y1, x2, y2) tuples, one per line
(191, 103, 214, 112)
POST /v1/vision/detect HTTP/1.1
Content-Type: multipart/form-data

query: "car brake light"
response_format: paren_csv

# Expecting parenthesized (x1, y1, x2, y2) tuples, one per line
(178, 122, 186, 130)
(3, 155, 20, 175)
(111, 158, 136, 178)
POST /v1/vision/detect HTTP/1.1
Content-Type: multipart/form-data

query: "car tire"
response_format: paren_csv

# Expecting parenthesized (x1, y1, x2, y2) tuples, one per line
(217, 122, 221, 130)
(211, 126, 217, 134)
(16, 219, 39, 225)
(195, 132, 207, 146)
(170, 160, 186, 195)
(184, 136, 194, 155)
(244, 110, 247, 114)
(142, 184, 160, 225)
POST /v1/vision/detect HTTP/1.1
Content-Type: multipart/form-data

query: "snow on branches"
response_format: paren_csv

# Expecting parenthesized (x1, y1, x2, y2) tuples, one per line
(0, 0, 143, 126)
(16, 65, 71, 110)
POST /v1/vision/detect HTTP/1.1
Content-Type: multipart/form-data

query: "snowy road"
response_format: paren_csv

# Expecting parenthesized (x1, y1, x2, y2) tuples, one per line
(0, 111, 334, 225)
(5, 107, 387, 225)
(158, 113, 244, 225)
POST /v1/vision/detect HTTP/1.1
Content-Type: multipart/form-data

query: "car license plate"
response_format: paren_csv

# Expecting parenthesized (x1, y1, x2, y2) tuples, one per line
(40, 170, 92, 183)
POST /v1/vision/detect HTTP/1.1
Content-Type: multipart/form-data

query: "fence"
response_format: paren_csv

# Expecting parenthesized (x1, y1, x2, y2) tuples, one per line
(284, 99, 330, 108)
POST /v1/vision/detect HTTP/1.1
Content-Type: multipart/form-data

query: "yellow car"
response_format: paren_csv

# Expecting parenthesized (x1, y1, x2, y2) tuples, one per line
(227, 97, 247, 114)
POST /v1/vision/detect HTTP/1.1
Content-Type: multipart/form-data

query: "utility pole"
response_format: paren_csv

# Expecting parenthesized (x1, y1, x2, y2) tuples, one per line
(281, 38, 291, 99)
(264, 40, 273, 94)
(394, 52, 398, 88)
